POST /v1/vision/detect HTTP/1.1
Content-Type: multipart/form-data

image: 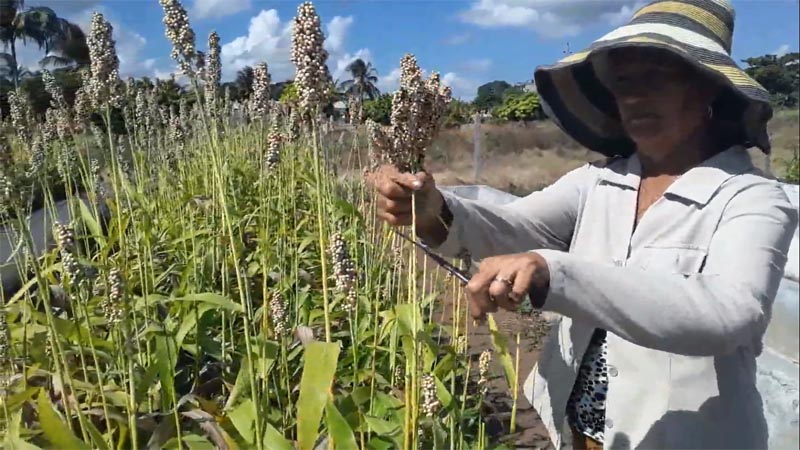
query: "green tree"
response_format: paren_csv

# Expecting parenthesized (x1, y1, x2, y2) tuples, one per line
(743, 52, 799, 107)
(492, 91, 541, 121)
(234, 66, 254, 99)
(363, 93, 392, 125)
(0, 1, 89, 87)
(443, 98, 476, 128)
(336, 58, 380, 101)
(473, 80, 514, 111)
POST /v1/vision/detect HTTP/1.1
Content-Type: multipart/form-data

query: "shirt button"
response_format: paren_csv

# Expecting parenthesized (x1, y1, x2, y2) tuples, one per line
(608, 366, 619, 377)
(606, 419, 614, 429)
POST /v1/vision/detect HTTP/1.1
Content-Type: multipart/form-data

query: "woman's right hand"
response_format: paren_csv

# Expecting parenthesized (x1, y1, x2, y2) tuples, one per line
(366, 164, 445, 231)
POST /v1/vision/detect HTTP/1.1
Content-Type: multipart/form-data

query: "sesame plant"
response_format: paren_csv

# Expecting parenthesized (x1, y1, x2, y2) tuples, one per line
(0, 1, 522, 449)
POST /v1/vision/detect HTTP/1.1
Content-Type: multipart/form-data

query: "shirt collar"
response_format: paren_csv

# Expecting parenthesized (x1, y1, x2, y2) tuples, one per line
(598, 146, 756, 205)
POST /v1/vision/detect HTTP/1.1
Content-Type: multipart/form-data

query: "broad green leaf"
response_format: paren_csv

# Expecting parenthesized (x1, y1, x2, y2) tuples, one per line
(227, 399, 256, 445)
(79, 198, 107, 247)
(433, 376, 453, 410)
(263, 424, 293, 450)
(325, 399, 357, 450)
(155, 333, 178, 411)
(224, 359, 251, 411)
(296, 342, 340, 450)
(169, 293, 243, 313)
(4, 410, 43, 450)
(37, 389, 90, 450)
(395, 304, 422, 338)
(180, 435, 215, 450)
(487, 314, 517, 393)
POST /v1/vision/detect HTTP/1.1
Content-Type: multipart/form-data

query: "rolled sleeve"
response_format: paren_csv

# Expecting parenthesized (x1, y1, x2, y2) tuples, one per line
(532, 183, 798, 357)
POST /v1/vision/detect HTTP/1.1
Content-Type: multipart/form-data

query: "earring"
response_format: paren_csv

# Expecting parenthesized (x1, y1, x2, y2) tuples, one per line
(707, 105, 714, 119)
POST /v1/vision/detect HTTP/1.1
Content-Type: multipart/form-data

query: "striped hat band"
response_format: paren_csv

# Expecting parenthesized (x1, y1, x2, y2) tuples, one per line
(533, 0, 773, 157)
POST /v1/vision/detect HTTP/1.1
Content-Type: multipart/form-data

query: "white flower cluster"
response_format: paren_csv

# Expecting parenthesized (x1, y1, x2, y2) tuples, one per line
(42, 70, 68, 111)
(265, 127, 282, 171)
(87, 12, 122, 108)
(328, 232, 357, 311)
(101, 268, 125, 325)
(8, 90, 33, 148)
(159, 0, 197, 76)
(204, 31, 221, 114)
(421, 374, 441, 417)
(290, 2, 331, 112)
(251, 62, 272, 117)
(270, 291, 288, 336)
(478, 349, 492, 395)
(368, 54, 452, 173)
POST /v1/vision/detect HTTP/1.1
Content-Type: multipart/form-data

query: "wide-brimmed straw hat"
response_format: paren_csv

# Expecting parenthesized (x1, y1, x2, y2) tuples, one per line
(533, 0, 774, 157)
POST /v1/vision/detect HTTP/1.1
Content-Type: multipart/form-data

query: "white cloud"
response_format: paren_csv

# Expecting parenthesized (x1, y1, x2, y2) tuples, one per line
(459, 0, 646, 38)
(774, 44, 791, 57)
(220, 9, 369, 84)
(442, 72, 480, 100)
(220, 9, 295, 81)
(325, 16, 354, 54)
(376, 67, 402, 93)
(192, 0, 251, 19)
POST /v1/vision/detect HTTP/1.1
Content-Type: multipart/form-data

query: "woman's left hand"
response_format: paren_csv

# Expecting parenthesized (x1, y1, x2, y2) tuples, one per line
(465, 252, 551, 321)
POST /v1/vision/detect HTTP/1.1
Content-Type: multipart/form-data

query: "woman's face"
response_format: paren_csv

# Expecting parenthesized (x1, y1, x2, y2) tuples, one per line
(596, 48, 720, 154)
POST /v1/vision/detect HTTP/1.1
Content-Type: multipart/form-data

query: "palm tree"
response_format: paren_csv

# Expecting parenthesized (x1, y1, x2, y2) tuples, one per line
(235, 66, 255, 99)
(336, 58, 380, 101)
(0, 1, 89, 87)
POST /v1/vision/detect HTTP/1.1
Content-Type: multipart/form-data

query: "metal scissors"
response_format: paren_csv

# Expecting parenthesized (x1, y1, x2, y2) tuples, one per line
(392, 228, 534, 317)
(392, 229, 471, 285)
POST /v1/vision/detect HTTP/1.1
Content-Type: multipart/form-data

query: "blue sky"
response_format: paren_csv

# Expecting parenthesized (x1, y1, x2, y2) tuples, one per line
(14, 0, 800, 100)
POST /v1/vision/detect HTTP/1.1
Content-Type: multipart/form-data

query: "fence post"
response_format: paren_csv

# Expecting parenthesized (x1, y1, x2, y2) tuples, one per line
(473, 112, 481, 183)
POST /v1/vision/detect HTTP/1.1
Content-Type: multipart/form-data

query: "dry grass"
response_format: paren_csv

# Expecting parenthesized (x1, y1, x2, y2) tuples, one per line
(428, 109, 800, 196)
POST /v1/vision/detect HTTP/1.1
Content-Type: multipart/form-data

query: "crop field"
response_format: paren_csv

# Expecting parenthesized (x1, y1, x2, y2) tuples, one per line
(0, 1, 537, 449)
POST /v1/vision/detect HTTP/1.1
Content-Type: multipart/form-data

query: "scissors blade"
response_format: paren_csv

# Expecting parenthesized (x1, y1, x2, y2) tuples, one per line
(392, 229, 471, 285)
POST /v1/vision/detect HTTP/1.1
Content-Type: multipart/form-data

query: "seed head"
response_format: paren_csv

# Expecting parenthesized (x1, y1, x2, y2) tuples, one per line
(204, 31, 221, 114)
(421, 374, 441, 417)
(87, 12, 121, 108)
(54, 222, 75, 252)
(0, 173, 13, 215)
(270, 291, 288, 336)
(101, 268, 125, 325)
(8, 90, 33, 147)
(159, 0, 197, 77)
(328, 232, 357, 311)
(478, 349, 492, 395)
(42, 70, 68, 111)
(0, 306, 9, 365)
(73, 70, 93, 126)
(251, 62, 272, 117)
(27, 137, 46, 178)
(265, 127, 282, 171)
(290, 2, 331, 112)
(369, 54, 451, 173)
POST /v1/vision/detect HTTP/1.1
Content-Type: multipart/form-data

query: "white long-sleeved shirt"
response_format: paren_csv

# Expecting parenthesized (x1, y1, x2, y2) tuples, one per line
(430, 145, 798, 449)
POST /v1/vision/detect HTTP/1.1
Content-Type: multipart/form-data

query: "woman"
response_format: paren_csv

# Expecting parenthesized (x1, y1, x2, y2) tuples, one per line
(368, 0, 798, 449)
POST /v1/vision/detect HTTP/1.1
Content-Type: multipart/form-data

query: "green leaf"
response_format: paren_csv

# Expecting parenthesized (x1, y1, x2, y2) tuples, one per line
(297, 342, 340, 450)
(37, 389, 90, 450)
(224, 359, 251, 411)
(433, 376, 453, 410)
(325, 399, 357, 450)
(155, 333, 178, 411)
(168, 293, 243, 313)
(79, 198, 107, 247)
(263, 423, 293, 450)
(4, 410, 43, 450)
(228, 399, 256, 445)
(363, 416, 400, 436)
(487, 314, 516, 393)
